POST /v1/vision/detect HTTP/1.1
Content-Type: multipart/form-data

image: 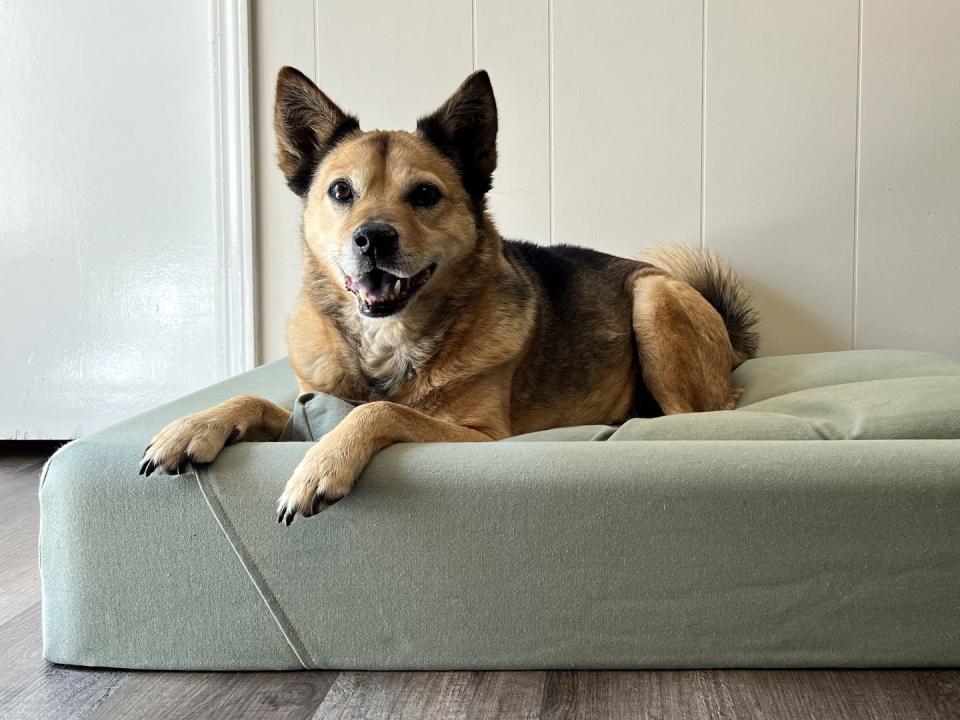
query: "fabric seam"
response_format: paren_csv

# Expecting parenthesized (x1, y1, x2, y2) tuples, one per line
(193, 466, 314, 669)
(301, 398, 316, 441)
(588, 427, 616, 442)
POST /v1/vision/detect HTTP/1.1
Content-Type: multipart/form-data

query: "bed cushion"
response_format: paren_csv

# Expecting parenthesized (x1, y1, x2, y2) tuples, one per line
(285, 349, 960, 443)
(39, 350, 960, 670)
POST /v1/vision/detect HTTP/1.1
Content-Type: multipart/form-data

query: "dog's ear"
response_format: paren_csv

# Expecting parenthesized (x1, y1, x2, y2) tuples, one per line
(417, 70, 498, 201)
(274, 67, 360, 198)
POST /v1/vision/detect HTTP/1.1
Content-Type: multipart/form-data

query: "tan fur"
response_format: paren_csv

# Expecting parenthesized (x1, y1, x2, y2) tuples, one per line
(642, 244, 759, 366)
(141, 68, 757, 523)
(631, 268, 742, 414)
(303, 132, 479, 295)
(141, 395, 290, 475)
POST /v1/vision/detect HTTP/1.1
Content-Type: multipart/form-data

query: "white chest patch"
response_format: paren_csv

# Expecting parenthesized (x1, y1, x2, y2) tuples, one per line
(358, 320, 435, 394)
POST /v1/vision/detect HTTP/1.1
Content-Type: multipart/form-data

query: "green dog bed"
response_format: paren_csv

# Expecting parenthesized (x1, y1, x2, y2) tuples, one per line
(39, 350, 960, 670)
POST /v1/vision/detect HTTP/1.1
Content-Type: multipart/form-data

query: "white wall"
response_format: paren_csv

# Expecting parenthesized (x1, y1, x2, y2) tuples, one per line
(254, 0, 960, 362)
(1, 1, 253, 438)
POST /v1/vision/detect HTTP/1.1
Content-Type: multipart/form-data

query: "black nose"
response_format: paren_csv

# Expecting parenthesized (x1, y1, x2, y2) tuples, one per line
(353, 222, 398, 257)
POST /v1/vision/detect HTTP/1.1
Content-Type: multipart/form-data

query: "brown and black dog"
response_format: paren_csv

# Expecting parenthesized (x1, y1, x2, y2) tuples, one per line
(140, 67, 759, 525)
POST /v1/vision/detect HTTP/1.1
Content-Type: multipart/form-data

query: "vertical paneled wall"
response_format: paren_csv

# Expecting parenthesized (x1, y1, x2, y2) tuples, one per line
(855, 0, 960, 357)
(254, 1, 960, 362)
(252, 0, 315, 367)
(551, 1, 703, 255)
(474, 0, 551, 244)
(703, 0, 860, 354)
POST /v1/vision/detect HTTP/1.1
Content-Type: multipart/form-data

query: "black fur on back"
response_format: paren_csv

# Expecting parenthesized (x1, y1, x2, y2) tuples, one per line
(503, 240, 663, 418)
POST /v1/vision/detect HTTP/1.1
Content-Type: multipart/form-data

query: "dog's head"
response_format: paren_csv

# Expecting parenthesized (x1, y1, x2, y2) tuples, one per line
(274, 67, 498, 319)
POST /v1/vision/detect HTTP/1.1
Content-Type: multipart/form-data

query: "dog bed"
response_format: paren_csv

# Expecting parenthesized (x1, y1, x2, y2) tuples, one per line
(40, 350, 960, 670)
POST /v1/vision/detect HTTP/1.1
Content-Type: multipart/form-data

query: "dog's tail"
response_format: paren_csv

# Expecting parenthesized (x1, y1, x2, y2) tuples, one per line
(643, 245, 760, 365)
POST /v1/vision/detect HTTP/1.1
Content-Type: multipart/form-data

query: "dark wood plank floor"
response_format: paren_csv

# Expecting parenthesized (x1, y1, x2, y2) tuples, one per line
(2, 442, 958, 720)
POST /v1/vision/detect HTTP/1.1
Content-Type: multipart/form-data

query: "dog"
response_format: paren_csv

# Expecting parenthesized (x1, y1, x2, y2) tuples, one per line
(140, 67, 759, 525)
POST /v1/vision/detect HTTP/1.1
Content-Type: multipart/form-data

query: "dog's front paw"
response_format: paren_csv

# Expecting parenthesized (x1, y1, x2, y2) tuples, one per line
(276, 444, 358, 525)
(140, 412, 242, 477)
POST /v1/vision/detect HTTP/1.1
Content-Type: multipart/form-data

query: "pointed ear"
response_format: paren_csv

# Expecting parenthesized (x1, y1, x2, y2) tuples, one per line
(416, 70, 498, 202)
(274, 67, 360, 197)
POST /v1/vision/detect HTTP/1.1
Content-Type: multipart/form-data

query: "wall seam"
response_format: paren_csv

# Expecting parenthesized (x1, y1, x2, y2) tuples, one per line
(312, 0, 319, 81)
(851, 0, 864, 349)
(547, 0, 555, 246)
(471, 0, 477, 70)
(699, 0, 707, 250)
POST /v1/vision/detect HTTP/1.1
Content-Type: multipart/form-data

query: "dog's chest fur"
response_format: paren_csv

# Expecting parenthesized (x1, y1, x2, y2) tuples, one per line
(357, 321, 439, 400)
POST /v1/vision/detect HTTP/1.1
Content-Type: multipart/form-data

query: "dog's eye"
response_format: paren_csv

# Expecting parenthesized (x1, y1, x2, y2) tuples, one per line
(328, 180, 353, 204)
(409, 183, 441, 208)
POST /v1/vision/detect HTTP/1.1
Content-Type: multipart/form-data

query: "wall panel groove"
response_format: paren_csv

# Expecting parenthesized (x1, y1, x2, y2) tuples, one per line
(471, 0, 478, 71)
(547, 0, 555, 245)
(699, 0, 708, 251)
(851, 0, 865, 350)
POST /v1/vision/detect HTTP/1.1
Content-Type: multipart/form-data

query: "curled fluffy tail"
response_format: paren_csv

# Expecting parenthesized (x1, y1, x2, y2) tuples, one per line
(643, 245, 760, 365)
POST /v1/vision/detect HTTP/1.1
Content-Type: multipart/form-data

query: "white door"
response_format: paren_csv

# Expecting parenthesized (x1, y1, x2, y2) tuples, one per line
(1, 1, 254, 439)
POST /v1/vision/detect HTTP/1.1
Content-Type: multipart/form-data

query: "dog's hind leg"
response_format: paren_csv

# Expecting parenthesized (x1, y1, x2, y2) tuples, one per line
(140, 395, 291, 476)
(630, 267, 742, 414)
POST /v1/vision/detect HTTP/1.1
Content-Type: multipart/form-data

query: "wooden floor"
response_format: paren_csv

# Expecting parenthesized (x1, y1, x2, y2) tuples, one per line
(2, 444, 958, 720)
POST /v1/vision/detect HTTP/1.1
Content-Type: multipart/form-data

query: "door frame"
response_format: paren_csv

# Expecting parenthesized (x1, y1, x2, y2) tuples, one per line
(212, 0, 256, 376)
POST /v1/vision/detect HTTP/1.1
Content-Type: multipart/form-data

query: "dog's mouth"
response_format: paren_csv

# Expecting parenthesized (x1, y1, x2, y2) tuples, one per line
(344, 264, 436, 317)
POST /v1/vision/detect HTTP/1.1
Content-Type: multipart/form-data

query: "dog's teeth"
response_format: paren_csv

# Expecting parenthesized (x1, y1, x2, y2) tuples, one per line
(394, 279, 402, 294)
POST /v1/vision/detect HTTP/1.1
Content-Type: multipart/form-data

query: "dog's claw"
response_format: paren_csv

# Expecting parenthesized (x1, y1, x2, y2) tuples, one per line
(140, 459, 157, 477)
(276, 503, 298, 526)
